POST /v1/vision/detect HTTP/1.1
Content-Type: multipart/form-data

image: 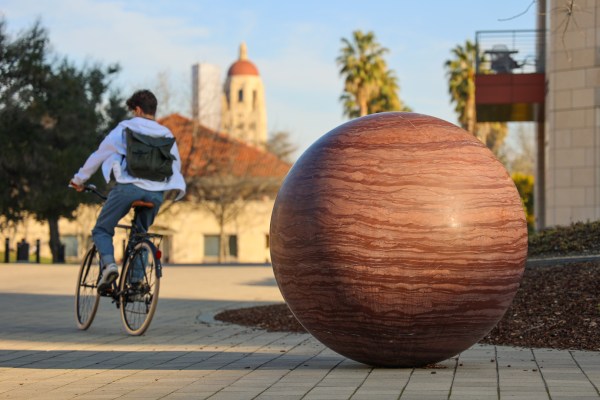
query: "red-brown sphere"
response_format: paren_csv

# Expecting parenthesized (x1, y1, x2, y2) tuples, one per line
(270, 112, 527, 367)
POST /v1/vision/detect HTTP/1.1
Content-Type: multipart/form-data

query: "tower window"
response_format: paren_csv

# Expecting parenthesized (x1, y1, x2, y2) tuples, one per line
(238, 89, 244, 103)
(252, 90, 257, 110)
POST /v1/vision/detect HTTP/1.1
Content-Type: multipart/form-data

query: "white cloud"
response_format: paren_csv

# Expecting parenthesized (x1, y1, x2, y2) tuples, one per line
(2, 0, 218, 81)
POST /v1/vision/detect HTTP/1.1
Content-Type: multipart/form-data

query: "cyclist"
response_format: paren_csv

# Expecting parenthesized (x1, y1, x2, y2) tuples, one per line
(70, 89, 186, 293)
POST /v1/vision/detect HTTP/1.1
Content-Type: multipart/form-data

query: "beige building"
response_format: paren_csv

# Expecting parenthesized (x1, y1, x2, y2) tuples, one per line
(544, 0, 600, 226)
(221, 43, 268, 148)
(4, 113, 290, 264)
(4, 196, 276, 265)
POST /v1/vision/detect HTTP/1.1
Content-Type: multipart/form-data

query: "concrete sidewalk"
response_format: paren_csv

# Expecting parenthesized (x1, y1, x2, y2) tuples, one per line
(0, 263, 598, 400)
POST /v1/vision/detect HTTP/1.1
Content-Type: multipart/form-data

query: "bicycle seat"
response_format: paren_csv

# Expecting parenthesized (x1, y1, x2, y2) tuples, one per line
(131, 200, 154, 209)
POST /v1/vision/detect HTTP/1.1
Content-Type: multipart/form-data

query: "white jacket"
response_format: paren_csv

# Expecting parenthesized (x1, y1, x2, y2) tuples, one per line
(72, 117, 186, 200)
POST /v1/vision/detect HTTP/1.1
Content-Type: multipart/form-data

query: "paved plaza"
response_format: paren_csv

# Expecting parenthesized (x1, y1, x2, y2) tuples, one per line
(0, 262, 598, 399)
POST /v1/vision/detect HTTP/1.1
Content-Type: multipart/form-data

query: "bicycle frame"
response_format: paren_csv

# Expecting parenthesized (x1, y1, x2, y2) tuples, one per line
(120, 225, 164, 279)
(81, 183, 163, 275)
(74, 183, 164, 335)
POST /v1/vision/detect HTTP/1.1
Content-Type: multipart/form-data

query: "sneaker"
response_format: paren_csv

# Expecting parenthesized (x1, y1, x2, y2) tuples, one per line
(97, 263, 119, 294)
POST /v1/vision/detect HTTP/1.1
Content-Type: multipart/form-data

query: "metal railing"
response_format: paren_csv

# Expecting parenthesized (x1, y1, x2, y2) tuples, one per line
(475, 30, 546, 74)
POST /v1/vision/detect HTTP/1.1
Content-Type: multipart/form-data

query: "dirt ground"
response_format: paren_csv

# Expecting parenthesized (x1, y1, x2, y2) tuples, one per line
(215, 261, 600, 351)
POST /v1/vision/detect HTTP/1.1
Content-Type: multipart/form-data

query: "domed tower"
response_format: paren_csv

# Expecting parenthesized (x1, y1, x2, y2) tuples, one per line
(222, 43, 267, 147)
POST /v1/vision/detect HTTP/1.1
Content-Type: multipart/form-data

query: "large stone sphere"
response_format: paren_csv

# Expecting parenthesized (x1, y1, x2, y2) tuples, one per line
(270, 112, 527, 367)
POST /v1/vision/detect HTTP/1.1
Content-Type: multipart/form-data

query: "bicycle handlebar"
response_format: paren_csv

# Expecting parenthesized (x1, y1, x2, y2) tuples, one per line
(85, 184, 107, 200)
(69, 182, 107, 201)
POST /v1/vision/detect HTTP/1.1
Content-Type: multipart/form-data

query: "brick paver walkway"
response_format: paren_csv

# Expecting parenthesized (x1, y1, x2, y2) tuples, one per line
(0, 263, 598, 399)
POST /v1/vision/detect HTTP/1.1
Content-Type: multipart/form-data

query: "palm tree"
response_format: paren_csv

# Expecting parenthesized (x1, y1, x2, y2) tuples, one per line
(445, 40, 477, 134)
(337, 30, 408, 118)
(369, 69, 412, 115)
(445, 39, 508, 159)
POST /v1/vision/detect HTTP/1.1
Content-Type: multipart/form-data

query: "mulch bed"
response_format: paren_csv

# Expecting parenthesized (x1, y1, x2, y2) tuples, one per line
(214, 261, 600, 351)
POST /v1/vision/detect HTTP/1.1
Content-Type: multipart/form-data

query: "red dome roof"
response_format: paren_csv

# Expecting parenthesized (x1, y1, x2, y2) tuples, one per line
(227, 59, 259, 76)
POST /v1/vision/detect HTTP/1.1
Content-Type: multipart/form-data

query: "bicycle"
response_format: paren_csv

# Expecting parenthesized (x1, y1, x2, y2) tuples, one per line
(73, 184, 163, 335)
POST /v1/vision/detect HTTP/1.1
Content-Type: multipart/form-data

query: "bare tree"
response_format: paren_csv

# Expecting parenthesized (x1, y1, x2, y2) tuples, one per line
(190, 176, 281, 262)
(476, 122, 508, 160)
(188, 139, 285, 262)
(503, 125, 535, 175)
(160, 115, 289, 262)
(143, 69, 192, 118)
(155, 70, 174, 117)
(266, 130, 298, 163)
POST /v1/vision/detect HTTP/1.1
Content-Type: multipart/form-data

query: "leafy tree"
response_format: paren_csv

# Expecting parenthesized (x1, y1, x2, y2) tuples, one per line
(0, 19, 124, 262)
(337, 30, 409, 118)
(0, 19, 51, 226)
(512, 172, 535, 233)
(368, 69, 412, 114)
(104, 90, 129, 128)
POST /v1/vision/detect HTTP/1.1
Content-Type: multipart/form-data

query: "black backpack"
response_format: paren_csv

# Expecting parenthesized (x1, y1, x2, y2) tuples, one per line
(124, 128, 176, 182)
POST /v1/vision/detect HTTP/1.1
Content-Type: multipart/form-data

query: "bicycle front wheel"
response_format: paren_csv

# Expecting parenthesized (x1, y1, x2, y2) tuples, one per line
(119, 241, 160, 335)
(75, 246, 101, 330)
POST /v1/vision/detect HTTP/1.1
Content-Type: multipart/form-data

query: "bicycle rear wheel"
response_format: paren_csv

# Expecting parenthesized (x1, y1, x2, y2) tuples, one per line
(75, 246, 101, 330)
(119, 241, 160, 335)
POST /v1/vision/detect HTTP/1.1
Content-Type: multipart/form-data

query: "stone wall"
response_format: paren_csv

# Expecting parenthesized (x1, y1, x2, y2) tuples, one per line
(546, 0, 600, 225)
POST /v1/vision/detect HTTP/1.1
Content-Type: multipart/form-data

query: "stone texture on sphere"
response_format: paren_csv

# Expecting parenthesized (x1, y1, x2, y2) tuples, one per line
(270, 112, 528, 367)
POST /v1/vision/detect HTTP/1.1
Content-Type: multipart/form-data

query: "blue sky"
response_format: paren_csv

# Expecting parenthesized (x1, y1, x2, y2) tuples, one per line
(1, 0, 537, 156)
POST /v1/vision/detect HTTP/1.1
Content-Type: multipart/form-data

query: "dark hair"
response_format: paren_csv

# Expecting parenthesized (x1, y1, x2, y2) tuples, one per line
(126, 90, 157, 116)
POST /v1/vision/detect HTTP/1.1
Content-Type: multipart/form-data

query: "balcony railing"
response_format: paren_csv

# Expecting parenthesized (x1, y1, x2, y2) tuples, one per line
(475, 30, 546, 74)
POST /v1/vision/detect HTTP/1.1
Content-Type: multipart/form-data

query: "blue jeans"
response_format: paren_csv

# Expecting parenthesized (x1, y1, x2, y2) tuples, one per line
(92, 183, 164, 266)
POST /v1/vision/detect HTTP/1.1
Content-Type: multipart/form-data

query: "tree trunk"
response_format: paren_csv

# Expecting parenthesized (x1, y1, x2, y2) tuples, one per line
(359, 100, 368, 117)
(358, 90, 368, 117)
(218, 214, 226, 264)
(48, 215, 61, 263)
(466, 70, 477, 134)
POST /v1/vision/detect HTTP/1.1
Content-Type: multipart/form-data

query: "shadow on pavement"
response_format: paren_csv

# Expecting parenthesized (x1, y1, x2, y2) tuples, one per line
(0, 292, 281, 345)
(0, 348, 323, 371)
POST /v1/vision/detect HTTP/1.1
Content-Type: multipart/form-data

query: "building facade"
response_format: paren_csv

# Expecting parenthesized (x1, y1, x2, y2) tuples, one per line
(191, 63, 222, 132)
(191, 43, 268, 148)
(5, 198, 275, 265)
(220, 43, 268, 148)
(545, 0, 600, 226)
(475, 0, 600, 228)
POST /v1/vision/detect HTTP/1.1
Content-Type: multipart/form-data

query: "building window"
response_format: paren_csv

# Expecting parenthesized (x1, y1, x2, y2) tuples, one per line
(229, 235, 238, 257)
(238, 89, 244, 103)
(61, 235, 78, 259)
(252, 90, 257, 110)
(204, 235, 219, 258)
(265, 234, 270, 248)
(204, 234, 238, 261)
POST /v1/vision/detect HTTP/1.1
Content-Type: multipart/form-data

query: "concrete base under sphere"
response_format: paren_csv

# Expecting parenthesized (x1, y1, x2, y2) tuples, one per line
(270, 112, 528, 367)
